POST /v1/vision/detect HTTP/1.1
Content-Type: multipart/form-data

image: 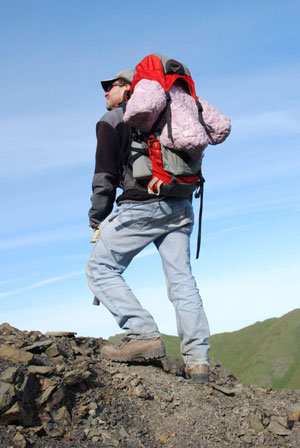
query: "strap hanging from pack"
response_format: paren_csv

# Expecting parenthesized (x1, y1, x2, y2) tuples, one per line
(93, 296, 100, 306)
(195, 175, 205, 259)
(196, 101, 215, 134)
(165, 91, 173, 140)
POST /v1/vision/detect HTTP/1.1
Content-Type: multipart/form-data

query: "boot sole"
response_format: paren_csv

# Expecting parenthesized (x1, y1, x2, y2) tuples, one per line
(101, 348, 166, 363)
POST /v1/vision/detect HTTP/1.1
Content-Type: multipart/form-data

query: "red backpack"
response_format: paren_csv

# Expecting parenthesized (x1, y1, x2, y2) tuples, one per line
(123, 53, 230, 257)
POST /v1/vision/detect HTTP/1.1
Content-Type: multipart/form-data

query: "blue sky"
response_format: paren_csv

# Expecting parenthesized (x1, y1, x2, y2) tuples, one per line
(1, 0, 299, 339)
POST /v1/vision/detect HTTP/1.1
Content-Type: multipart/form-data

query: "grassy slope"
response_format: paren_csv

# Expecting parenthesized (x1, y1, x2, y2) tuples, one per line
(109, 309, 300, 389)
(209, 309, 300, 389)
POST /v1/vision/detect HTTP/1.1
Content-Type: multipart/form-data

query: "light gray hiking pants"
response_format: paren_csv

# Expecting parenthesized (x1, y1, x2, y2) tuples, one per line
(86, 198, 210, 366)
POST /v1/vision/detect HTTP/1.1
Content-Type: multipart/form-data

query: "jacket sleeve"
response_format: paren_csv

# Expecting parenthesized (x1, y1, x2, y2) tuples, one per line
(88, 120, 120, 228)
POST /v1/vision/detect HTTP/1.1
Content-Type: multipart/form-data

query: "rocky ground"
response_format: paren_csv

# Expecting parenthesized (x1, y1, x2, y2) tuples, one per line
(0, 322, 300, 448)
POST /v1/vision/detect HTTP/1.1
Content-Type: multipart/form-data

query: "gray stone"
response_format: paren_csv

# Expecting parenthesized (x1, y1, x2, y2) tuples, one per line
(249, 414, 264, 432)
(239, 434, 253, 444)
(23, 340, 52, 353)
(289, 402, 300, 413)
(100, 429, 119, 446)
(156, 390, 173, 402)
(212, 384, 235, 396)
(0, 345, 33, 365)
(1, 367, 19, 383)
(45, 386, 65, 411)
(55, 364, 65, 374)
(70, 344, 91, 356)
(51, 355, 65, 365)
(77, 404, 88, 418)
(41, 378, 57, 391)
(39, 385, 57, 405)
(0, 323, 20, 336)
(28, 365, 55, 376)
(87, 428, 103, 438)
(0, 381, 15, 413)
(0, 401, 24, 424)
(89, 402, 98, 410)
(270, 415, 290, 429)
(89, 409, 97, 417)
(63, 369, 91, 386)
(45, 343, 60, 358)
(12, 432, 28, 448)
(132, 384, 150, 399)
(53, 406, 71, 425)
(267, 420, 292, 436)
(130, 377, 140, 387)
(45, 331, 77, 337)
(119, 425, 129, 438)
(27, 330, 43, 340)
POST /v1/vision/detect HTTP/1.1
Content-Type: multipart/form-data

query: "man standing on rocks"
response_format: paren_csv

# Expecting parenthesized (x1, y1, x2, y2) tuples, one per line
(86, 67, 210, 383)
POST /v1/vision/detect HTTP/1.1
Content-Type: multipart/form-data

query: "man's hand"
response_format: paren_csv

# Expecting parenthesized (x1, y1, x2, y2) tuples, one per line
(91, 225, 101, 244)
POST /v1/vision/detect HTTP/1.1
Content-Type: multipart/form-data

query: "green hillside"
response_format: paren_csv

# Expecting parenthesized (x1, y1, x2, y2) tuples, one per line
(209, 309, 300, 389)
(109, 309, 300, 390)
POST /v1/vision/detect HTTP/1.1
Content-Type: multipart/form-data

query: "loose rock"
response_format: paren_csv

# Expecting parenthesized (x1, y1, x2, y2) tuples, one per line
(12, 432, 28, 448)
(0, 346, 33, 366)
(0, 323, 299, 448)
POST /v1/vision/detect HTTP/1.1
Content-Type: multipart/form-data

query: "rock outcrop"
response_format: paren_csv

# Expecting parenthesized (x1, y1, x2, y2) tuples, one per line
(0, 322, 299, 447)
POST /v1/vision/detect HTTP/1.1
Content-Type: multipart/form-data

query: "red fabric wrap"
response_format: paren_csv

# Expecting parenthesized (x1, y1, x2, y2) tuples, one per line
(147, 137, 172, 193)
(131, 54, 198, 101)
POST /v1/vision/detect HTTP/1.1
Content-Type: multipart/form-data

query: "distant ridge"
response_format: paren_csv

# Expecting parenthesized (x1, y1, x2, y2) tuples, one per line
(110, 309, 300, 389)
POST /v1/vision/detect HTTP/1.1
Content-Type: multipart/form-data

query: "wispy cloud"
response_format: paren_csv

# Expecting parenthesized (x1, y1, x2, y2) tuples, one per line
(232, 110, 300, 138)
(0, 224, 90, 250)
(201, 62, 300, 114)
(0, 276, 30, 286)
(204, 155, 300, 192)
(194, 193, 300, 222)
(205, 222, 261, 239)
(0, 270, 84, 298)
(0, 111, 97, 177)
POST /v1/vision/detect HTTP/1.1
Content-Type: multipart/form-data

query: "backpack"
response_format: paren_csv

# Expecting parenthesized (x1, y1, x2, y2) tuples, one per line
(123, 53, 231, 257)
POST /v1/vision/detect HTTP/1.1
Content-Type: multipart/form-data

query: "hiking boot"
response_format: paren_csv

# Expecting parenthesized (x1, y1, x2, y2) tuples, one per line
(100, 337, 166, 362)
(185, 364, 210, 383)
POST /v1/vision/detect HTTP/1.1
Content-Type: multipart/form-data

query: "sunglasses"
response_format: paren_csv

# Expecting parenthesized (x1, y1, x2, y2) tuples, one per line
(106, 82, 126, 92)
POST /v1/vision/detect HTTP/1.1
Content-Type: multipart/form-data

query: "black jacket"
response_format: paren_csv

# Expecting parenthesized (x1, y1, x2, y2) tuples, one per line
(88, 106, 162, 228)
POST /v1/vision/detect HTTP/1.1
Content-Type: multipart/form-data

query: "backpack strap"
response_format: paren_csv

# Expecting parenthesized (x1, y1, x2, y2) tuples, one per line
(147, 90, 173, 140)
(122, 90, 131, 113)
(194, 174, 205, 259)
(165, 91, 173, 140)
(196, 100, 215, 134)
(128, 143, 149, 166)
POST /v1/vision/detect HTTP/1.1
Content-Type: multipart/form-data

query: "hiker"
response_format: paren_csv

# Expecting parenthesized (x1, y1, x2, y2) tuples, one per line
(86, 55, 230, 383)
